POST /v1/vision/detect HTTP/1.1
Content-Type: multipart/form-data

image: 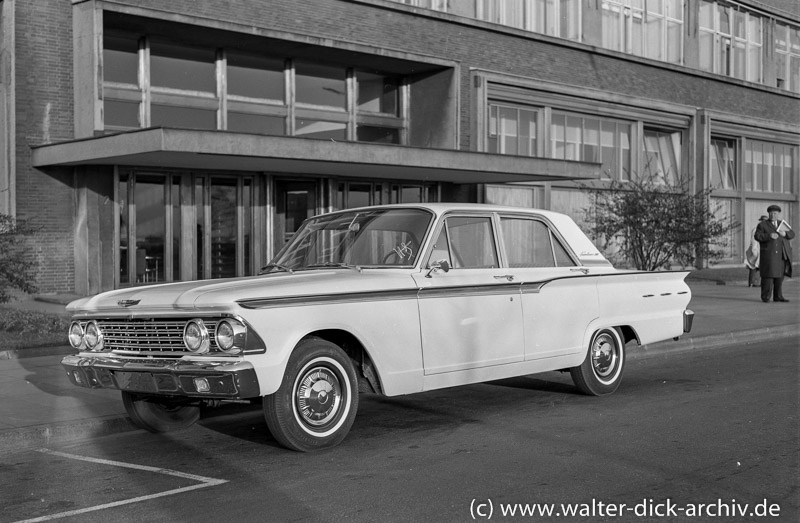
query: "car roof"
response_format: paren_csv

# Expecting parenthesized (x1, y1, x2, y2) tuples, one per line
(322, 202, 570, 221)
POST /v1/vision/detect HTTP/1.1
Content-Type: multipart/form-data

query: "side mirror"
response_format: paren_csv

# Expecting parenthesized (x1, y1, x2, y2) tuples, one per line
(425, 259, 451, 278)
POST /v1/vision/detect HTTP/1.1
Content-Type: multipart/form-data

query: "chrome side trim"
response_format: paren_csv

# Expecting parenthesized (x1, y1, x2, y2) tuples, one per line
(418, 283, 521, 299)
(238, 289, 419, 309)
(237, 270, 691, 308)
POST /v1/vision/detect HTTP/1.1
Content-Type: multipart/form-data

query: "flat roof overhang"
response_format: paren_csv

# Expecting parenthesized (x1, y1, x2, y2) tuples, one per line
(31, 128, 601, 184)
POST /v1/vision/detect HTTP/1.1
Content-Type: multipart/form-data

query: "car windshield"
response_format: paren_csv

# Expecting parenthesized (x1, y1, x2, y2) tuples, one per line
(268, 208, 433, 270)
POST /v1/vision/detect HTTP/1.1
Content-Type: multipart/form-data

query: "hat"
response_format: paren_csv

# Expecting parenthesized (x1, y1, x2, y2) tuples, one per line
(759, 215, 768, 220)
(767, 204, 782, 213)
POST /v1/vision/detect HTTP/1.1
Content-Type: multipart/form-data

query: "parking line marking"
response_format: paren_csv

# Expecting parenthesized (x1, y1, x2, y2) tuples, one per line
(13, 449, 228, 523)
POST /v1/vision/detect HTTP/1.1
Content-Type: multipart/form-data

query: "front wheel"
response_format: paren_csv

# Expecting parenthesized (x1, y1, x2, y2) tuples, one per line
(264, 338, 359, 452)
(570, 328, 625, 396)
(121, 391, 200, 432)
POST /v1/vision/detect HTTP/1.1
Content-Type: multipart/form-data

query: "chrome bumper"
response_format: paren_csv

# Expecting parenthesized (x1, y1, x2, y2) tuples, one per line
(683, 309, 694, 333)
(61, 354, 261, 399)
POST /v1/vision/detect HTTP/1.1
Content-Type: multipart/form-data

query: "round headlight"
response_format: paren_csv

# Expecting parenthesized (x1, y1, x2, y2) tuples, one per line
(183, 319, 210, 354)
(68, 321, 84, 349)
(215, 319, 244, 355)
(84, 321, 104, 351)
(216, 320, 235, 351)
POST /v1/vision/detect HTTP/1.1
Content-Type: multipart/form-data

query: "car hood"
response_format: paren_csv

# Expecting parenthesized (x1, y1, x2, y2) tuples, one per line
(67, 270, 416, 315)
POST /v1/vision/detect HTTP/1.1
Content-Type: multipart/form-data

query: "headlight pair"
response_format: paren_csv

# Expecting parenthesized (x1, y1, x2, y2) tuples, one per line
(68, 320, 104, 351)
(183, 318, 245, 355)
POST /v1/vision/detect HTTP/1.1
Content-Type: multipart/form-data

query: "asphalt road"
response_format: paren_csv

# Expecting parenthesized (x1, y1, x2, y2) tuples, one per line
(2, 336, 798, 523)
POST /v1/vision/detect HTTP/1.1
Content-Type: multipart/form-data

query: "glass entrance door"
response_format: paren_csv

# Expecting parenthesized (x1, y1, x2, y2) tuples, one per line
(274, 180, 318, 253)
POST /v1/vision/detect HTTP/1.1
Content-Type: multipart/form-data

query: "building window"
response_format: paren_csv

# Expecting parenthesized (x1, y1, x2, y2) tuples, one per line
(335, 181, 436, 210)
(103, 33, 141, 130)
(477, 0, 581, 41)
(149, 42, 218, 130)
(102, 32, 407, 144)
(356, 71, 404, 144)
(710, 197, 739, 261)
(601, 0, 683, 64)
(226, 52, 287, 135)
(478, 0, 526, 30)
(488, 103, 539, 156)
(118, 172, 255, 286)
(642, 129, 681, 183)
(551, 112, 631, 180)
(775, 23, 800, 93)
(710, 138, 736, 190)
(602, 0, 645, 56)
(744, 140, 795, 194)
(394, 0, 448, 11)
(119, 173, 172, 285)
(699, 1, 762, 82)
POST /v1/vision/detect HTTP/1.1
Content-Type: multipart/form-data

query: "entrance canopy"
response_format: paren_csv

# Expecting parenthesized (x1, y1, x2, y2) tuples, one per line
(31, 127, 600, 184)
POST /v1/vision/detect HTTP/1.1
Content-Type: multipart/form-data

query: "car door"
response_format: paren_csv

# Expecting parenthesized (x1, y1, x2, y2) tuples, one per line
(496, 214, 600, 360)
(412, 214, 525, 375)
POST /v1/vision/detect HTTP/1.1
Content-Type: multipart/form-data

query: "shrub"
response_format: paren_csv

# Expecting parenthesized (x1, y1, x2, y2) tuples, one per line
(581, 172, 736, 271)
(0, 308, 70, 335)
(0, 214, 39, 304)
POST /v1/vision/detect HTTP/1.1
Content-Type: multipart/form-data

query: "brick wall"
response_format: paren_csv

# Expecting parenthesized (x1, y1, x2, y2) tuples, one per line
(14, 0, 75, 294)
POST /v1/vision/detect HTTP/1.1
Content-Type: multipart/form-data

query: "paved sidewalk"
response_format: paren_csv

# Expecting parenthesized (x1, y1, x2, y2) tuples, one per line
(1, 279, 797, 451)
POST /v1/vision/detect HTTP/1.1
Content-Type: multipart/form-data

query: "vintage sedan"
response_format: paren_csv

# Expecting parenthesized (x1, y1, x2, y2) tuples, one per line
(62, 204, 693, 451)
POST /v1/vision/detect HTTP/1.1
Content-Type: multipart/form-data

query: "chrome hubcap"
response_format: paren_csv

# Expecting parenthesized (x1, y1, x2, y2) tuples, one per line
(295, 366, 342, 428)
(591, 333, 618, 379)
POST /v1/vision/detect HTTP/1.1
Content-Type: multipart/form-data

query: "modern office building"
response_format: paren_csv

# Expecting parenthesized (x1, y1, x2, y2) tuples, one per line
(1, 0, 798, 295)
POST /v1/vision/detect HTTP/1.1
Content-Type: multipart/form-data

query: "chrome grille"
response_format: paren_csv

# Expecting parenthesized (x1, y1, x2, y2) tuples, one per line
(96, 319, 216, 354)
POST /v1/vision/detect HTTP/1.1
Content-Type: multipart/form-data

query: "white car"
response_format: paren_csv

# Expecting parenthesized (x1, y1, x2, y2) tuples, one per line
(62, 204, 693, 451)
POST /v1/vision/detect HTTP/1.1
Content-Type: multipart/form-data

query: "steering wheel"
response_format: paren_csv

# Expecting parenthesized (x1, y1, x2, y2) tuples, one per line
(383, 241, 414, 265)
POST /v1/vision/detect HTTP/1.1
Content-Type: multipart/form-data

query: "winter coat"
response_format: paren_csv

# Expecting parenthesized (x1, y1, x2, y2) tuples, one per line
(754, 220, 794, 279)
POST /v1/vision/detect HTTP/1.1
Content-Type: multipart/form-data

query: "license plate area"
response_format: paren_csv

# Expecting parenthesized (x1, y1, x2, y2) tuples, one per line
(114, 371, 178, 393)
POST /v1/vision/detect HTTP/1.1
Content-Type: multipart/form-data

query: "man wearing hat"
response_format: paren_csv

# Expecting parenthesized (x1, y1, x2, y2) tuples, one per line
(754, 204, 794, 302)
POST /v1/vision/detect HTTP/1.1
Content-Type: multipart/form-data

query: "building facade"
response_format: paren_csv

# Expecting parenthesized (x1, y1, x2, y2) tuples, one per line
(1, 0, 798, 295)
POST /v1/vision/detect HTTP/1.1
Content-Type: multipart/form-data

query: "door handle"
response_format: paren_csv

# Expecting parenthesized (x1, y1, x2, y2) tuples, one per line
(493, 274, 515, 281)
(570, 268, 590, 275)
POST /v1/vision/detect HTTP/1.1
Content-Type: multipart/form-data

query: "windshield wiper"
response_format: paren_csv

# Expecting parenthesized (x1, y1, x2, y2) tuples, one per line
(304, 261, 362, 273)
(258, 263, 294, 275)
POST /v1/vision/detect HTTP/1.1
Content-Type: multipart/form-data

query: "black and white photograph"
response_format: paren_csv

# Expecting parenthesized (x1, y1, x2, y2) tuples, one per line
(1, 0, 798, 521)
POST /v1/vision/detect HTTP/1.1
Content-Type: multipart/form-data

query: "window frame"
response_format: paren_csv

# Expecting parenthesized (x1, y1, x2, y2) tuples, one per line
(101, 33, 408, 144)
(498, 215, 577, 268)
(550, 111, 633, 181)
(476, 0, 582, 42)
(698, 0, 763, 83)
(775, 22, 800, 93)
(437, 214, 501, 269)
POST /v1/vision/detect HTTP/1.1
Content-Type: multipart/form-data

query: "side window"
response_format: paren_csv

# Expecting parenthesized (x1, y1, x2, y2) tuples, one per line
(427, 227, 452, 267)
(445, 216, 499, 269)
(552, 236, 576, 267)
(500, 217, 576, 267)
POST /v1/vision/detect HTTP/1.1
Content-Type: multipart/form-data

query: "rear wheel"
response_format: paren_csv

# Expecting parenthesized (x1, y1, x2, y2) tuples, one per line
(264, 338, 358, 452)
(570, 327, 625, 396)
(121, 391, 200, 432)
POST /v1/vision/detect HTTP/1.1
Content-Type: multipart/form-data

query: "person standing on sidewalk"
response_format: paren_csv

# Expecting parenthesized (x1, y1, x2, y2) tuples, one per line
(745, 215, 767, 287)
(754, 204, 794, 303)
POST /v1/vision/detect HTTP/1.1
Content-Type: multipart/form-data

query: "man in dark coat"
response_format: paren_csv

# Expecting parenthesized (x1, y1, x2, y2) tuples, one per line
(754, 204, 794, 303)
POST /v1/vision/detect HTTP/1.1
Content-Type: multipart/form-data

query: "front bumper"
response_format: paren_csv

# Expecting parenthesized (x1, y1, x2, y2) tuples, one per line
(61, 354, 261, 399)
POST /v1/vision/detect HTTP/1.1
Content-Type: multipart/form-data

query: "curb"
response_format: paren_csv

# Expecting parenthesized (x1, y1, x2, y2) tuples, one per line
(2, 325, 798, 452)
